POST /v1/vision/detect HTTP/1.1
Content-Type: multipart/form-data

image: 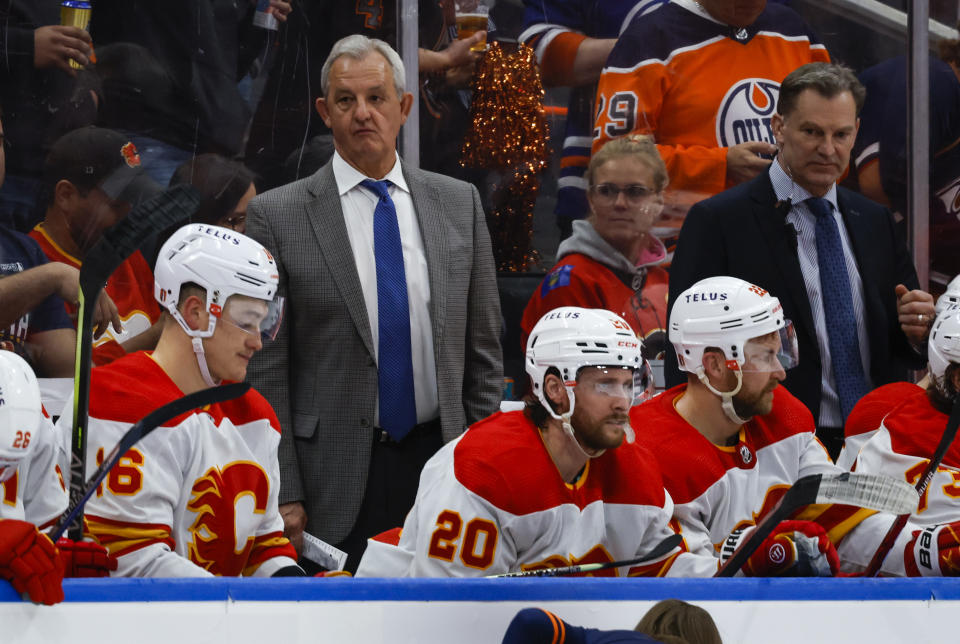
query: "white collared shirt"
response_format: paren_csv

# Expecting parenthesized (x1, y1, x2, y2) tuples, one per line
(331, 151, 439, 426)
(768, 158, 872, 428)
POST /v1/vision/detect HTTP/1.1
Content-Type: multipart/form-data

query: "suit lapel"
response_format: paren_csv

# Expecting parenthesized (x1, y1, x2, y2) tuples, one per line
(404, 166, 447, 351)
(750, 174, 817, 347)
(306, 164, 375, 358)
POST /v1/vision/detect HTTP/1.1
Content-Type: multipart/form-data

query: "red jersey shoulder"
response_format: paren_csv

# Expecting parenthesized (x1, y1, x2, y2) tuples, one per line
(883, 390, 960, 470)
(845, 382, 924, 438)
(213, 385, 281, 433)
(632, 386, 732, 504)
(88, 352, 186, 425)
(746, 386, 815, 450)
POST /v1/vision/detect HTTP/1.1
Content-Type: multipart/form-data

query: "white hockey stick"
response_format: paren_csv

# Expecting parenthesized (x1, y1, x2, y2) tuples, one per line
(53, 382, 249, 541)
(492, 533, 683, 578)
(715, 472, 918, 577)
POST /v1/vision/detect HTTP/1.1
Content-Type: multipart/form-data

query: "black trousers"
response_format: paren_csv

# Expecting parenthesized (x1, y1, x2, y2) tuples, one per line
(333, 419, 443, 574)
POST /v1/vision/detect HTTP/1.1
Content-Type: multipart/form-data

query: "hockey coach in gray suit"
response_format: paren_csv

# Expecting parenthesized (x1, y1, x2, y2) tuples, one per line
(245, 34, 503, 572)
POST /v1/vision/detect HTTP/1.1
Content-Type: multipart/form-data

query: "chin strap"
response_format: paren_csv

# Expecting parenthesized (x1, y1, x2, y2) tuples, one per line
(192, 337, 221, 388)
(696, 367, 752, 426)
(543, 387, 606, 459)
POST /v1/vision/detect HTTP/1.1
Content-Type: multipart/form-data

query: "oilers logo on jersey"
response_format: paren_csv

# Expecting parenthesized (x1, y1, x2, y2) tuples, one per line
(715, 79, 779, 148)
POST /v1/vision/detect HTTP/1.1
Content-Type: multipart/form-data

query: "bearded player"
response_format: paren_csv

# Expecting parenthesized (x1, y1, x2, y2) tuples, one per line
(633, 276, 960, 576)
(357, 307, 709, 577)
(57, 224, 302, 577)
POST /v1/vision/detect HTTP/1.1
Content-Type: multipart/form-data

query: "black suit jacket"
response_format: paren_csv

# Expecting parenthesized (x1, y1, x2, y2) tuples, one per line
(666, 170, 924, 422)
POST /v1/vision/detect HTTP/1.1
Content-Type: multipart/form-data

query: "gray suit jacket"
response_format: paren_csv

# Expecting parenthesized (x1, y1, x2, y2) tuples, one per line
(245, 160, 503, 544)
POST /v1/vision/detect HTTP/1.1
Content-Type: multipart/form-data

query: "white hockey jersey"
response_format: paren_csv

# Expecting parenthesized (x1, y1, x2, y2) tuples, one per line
(631, 385, 916, 576)
(853, 390, 960, 526)
(357, 410, 694, 577)
(57, 352, 297, 578)
(837, 382, 924, 471)
(0, 408, 67, 528)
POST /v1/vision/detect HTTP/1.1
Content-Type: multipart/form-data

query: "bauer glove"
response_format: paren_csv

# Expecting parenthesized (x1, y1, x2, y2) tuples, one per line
(904, 522, 960, 576)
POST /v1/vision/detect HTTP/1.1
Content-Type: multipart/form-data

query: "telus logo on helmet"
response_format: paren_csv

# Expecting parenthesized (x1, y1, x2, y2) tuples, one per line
(684, 292, 729, 303)
(198, 226, 243, 246)
(543, 310, 581, 320)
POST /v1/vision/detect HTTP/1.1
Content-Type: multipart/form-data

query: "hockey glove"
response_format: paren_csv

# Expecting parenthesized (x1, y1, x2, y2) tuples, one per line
(904, 522, 960, 576)
(57, 538, 117, 578)
(723, 520, 840, 577)
(0, 519, 64, 605)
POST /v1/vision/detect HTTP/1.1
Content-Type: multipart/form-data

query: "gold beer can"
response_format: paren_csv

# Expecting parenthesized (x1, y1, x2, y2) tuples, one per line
(60, 1, 92, 69)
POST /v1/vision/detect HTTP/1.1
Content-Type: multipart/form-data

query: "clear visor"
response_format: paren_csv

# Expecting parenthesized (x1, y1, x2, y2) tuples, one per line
(740, 321, 799, 373)
(216, 294, 285, 341)
(576, 365, 652, 408)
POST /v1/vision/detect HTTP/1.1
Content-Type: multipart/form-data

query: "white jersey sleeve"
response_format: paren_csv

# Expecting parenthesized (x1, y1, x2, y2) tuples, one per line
(1, 411, 68, 528)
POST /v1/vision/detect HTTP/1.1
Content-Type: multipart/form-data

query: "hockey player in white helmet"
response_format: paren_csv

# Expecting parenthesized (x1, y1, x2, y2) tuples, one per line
(845, 308, 960, 575)
(356, 306, 710, 577)
(631, 276, 960, 577)
(57, 224, 303, 578)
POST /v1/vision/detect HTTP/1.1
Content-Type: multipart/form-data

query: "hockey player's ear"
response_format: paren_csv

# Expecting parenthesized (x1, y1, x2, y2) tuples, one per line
(544, 373, 570, 413)
(179, 294, 208, 332)
(701, 349, 727, 381)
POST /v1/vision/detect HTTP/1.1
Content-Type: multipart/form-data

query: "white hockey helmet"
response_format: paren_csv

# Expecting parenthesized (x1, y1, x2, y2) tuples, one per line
(526, 307, 651, 446)
(929, 307, 960, 398)
(670, 276, 798, 374)
(935, 274, 960, 315)
(154, 224, 283, 341)
(0, 351, 42, 481)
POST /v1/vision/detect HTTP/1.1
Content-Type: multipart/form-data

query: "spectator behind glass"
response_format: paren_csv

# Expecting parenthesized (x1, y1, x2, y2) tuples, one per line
(88, 0, 291, 185)
(519, 0, 670, 238)
(0, 1, 98, 232)
(851, 25, 960, 293)
(29, 126, 164, 366)
(634, 599, 723, 644)
(169, 154, 256, 233)
(520, 135, 669, 363)
(593, 0, 829, 261)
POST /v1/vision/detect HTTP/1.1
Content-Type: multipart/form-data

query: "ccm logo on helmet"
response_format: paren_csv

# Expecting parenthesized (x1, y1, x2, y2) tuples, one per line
(618, 340, 638, 348)
(684, 292, 728, 303)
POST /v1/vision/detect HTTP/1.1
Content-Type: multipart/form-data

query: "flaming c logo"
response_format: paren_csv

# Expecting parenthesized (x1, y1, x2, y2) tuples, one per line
(120, 142, 142, 168)
(187, 461, 270, 575)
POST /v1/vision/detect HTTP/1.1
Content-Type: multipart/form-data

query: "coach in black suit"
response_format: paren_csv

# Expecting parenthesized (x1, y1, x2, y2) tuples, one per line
(667, 63, 935, 458)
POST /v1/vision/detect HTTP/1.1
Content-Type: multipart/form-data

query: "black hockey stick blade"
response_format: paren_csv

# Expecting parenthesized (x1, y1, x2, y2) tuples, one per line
(68, 184, 201, 539)
(491, 533, 683, 578)
(54, 382, 249, 542)
(863, 396, 960, 577)
(715, 472, 917, 577)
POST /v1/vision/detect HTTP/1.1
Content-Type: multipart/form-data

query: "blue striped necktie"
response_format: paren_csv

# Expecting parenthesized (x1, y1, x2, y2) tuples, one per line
(806, 197, 868, 419)
(362, 179, 417, 440)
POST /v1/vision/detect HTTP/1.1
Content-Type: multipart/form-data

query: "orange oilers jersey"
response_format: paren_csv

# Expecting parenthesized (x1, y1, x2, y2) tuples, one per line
(356, 410, 702, 577)
(29, 223, 161, 365)
(593, 1, 829, 211)
(57, 352, 297, 578)
(0, 407, 67, 529)
(853, 390, 960, 526)
(630, 385, 912, 576)
(836, 382, 925, 471)
(520, 253, 668, 360)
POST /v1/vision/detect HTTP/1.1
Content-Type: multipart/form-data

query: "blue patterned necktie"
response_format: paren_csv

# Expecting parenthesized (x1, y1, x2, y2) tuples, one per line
(807, 197, 869, 419)
(361, 179, 417, 440)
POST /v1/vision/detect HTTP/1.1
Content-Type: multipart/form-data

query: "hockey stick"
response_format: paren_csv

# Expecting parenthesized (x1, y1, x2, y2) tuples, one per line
(491, 533, 683, 578)
(862, 396, 960, 577)
(67, 184, 201, 539)
(53, 382, 250, 541)
(715, 472, 918, 577)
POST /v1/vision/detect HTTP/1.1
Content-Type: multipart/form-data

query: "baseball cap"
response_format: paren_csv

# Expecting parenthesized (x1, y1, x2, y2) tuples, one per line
(44, 126, 161, 205)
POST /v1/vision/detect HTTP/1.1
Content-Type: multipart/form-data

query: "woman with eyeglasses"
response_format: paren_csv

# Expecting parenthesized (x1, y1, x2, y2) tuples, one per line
(169, 154, 257, 233)
(521, 135, 670, 362)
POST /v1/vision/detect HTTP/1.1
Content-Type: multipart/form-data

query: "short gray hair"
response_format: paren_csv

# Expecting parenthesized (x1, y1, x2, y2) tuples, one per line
(320, 34, 406, 99)
(776, 62, 866, 117)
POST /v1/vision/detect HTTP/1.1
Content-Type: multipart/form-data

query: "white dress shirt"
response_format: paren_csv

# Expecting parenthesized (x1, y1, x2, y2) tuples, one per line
(768, 158, 872, 428)
(331, 151, 439, 426)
